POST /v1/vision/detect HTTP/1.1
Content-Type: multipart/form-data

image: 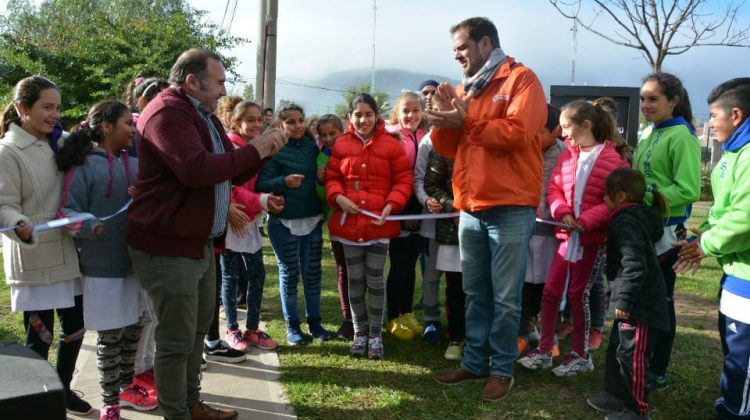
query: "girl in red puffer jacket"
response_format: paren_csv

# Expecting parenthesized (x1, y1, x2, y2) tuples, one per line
(325, 93, 413, 359)
(518, 99, 629, 377)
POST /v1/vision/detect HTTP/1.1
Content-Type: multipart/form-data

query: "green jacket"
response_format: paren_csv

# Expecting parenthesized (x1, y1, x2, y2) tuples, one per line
(701, 118, 750, 290)
(633, 117, 701, 223)
(256, 135, 322, 220)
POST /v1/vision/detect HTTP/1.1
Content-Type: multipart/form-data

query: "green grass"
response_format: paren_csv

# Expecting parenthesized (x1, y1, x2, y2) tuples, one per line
(0, 261, 25, 343)
(0, 201, 726, 419)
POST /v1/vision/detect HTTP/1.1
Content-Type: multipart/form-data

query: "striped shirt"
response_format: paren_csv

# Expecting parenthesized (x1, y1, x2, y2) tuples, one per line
(187, 94, 231, 238)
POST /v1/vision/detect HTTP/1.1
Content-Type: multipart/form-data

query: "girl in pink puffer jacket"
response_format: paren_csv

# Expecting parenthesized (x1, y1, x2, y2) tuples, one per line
(518, 99, 629, 377)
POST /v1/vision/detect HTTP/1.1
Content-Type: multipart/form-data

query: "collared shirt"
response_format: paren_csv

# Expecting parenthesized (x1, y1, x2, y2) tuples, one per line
(187, 94, 231, 238)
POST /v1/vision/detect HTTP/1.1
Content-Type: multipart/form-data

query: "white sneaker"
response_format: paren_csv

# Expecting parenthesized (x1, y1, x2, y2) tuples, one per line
(552, 351, 594, 377)
(517, 348, 553, 370)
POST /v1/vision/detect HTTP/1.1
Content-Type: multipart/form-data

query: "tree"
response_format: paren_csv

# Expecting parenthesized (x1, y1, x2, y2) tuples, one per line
(0, 0, 246, 123)
(335, 83, 392, 118)
(549, 0, 750, 71)
(243, 83, 254, 101)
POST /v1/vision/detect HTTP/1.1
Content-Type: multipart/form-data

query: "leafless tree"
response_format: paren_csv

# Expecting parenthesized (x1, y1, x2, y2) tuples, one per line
(549, 0, 750, 71)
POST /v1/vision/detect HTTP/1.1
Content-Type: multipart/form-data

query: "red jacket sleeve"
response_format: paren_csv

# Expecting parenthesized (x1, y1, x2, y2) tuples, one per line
(548, 151, 573, 221)
(578, 150, 630, 231)
(232, 175, 264, 218)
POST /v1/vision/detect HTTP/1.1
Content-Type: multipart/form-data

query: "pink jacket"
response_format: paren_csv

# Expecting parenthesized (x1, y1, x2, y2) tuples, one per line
(548, 140, 629, 245)
(387, 124, 427, 168)
(228, 132, 265, 219)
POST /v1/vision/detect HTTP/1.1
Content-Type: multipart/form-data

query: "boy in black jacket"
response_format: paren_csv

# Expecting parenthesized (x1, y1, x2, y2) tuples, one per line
(587, 168, 669, 420)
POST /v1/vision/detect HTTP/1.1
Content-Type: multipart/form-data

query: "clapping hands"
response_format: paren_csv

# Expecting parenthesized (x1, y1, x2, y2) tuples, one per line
(672, 228, 706, 275)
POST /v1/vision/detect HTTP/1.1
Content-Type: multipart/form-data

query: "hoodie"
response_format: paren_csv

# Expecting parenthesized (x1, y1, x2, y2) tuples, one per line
(701, 117, 750, 299)
(633, 117, 701, 224)
(607, 203, 669, 331)
(60, 148, 138, 277)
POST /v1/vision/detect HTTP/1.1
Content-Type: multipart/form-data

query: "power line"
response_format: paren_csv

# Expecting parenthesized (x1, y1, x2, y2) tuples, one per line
(226, 0, 239, 33)
(275, 78, 400, 99)
(219, 0, 230, 29)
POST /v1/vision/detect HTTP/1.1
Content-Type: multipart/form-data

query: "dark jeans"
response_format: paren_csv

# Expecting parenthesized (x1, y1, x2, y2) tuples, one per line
(23, 294, 85, 391)
(386, 234, 424, 321)
(650, 247, 679, 376)
(207, 251, 222, 343)
(221, 249, 266, 331)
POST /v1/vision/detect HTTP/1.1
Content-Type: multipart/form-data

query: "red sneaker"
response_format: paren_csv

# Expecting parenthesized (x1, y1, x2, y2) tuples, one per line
(119, 384, 158, 411)
(134, 369, 158, 397)
(225, 328, 250, 352)
(134, 369, 154, 388)
(244, 328, 278, 350)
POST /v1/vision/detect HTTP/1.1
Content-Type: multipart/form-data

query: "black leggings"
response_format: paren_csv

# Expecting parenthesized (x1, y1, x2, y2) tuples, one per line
(519, 282, 545, 336)
(386, 234, 423, 321)
(23, 294, 85, 391)
(445, 271, 466, 341)
(649, 247, 679, 376)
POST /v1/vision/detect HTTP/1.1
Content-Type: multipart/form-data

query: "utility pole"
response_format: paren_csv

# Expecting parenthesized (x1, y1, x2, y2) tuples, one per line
(370, 0, 376, 94)
(263, 0, 278, 110)
(571, 18, 577, 85)
(255, 0, 267, 105)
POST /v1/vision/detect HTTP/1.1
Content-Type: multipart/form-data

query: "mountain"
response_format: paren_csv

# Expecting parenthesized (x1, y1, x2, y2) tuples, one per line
(272, 68, 458, 116)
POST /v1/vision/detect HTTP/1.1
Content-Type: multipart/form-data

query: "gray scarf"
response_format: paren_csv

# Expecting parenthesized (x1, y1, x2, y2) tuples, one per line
(463, 47, 507, 98)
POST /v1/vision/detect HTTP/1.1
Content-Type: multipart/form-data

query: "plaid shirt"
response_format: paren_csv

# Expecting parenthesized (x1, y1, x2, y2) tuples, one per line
(187, 94, 231, 238)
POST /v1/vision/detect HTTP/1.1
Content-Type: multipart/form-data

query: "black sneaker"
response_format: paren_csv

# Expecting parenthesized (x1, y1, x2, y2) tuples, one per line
(66, 389, 93, 415)
(203, 340, 246, 363)
(201, 356, 208, 370)
(646, 373, 669, 391)
(587, 392, 625, 413)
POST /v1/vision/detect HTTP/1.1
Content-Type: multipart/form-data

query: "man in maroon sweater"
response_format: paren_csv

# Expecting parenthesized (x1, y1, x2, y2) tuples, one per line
(127, 48, 286, 420)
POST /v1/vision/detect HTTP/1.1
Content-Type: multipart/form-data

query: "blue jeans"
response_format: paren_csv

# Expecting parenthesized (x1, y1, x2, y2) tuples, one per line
(267, 217, 323, 324)
(459, 206, 535, 377)
(220, 249, 266, 331)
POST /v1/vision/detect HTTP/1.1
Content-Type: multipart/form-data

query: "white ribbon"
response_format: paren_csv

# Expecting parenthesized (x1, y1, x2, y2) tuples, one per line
(338, 208, 577, 230)
(0, 198, 133, 234)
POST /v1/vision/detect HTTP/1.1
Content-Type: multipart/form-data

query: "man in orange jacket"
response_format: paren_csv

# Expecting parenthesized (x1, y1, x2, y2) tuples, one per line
(430, 17, 547, 402)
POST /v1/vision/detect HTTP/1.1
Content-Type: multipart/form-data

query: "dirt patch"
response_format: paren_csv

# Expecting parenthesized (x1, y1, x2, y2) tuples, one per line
(674, 291, 719, 331)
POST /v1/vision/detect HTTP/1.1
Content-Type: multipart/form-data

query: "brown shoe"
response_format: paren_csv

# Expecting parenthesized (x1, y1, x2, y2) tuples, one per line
(482, 375, 514, 402)
(435, 367, 487, 385)
(189, 400, 238, 420)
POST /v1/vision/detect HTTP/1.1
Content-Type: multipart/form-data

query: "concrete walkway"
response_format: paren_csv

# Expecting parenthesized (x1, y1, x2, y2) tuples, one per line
(67, 315, 295, 420)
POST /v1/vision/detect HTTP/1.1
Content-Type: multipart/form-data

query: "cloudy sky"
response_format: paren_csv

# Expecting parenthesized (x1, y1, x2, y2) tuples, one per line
(187, 0, 750, 120)
(3, 0, 747, 118)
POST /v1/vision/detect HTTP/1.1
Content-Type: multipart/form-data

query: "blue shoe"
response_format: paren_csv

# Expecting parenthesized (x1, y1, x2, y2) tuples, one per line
(307, 318, 332, 341)
(286, 321, 307, 346)
(423, 321, 441, 344)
